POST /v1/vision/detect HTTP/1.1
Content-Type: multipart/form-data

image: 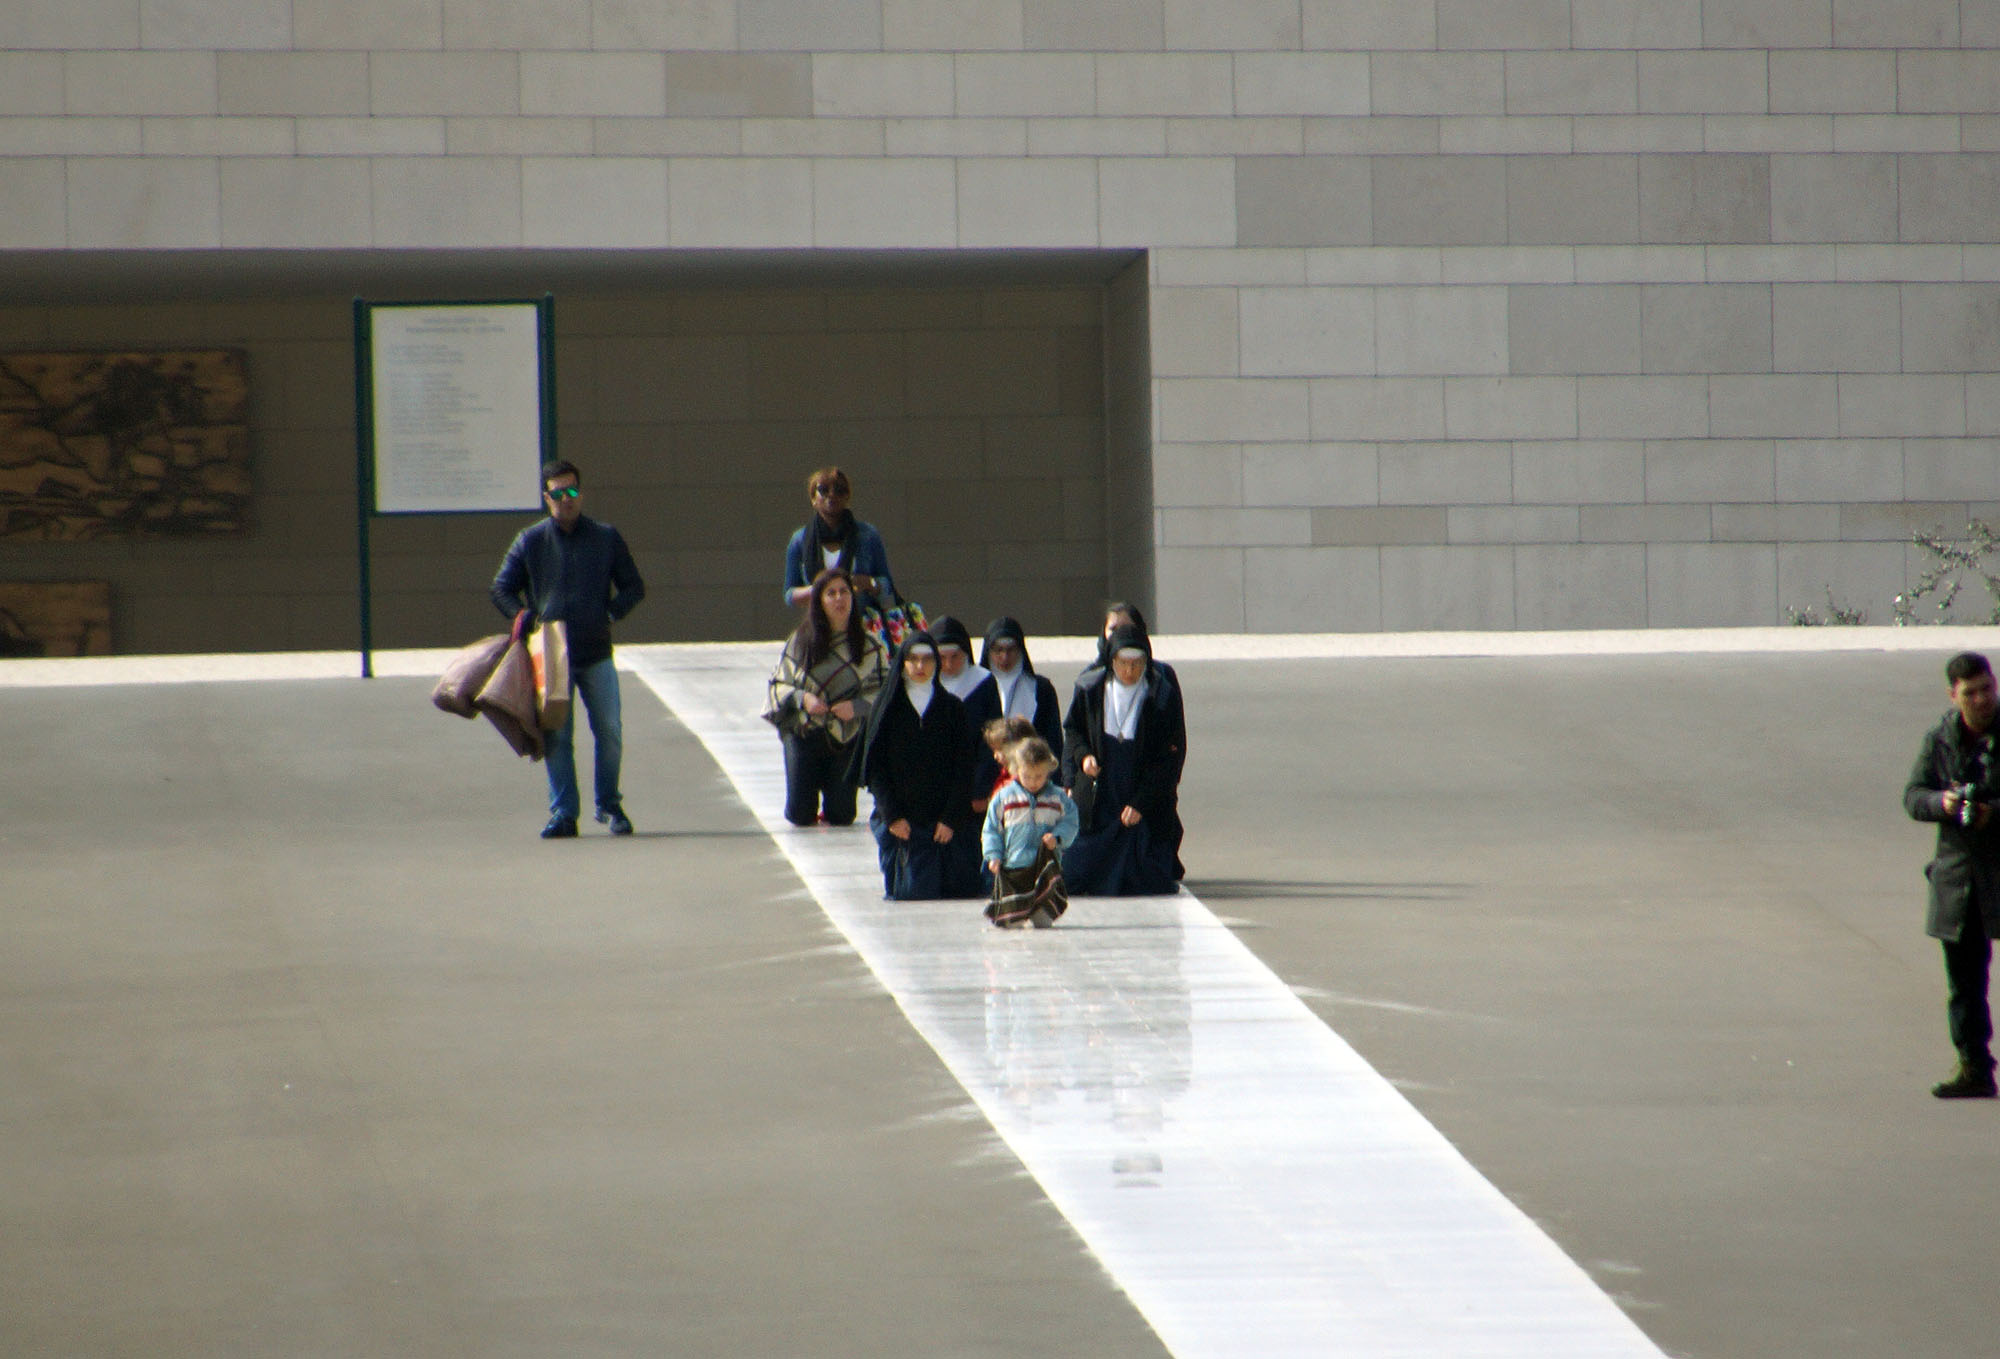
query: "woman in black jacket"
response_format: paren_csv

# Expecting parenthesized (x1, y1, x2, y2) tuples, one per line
(1061, 624, 1186, 896)
(858, 630, 981, 900)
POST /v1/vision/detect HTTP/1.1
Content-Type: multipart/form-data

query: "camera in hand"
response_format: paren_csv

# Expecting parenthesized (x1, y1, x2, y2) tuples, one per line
(1955, 782, 1982, 827)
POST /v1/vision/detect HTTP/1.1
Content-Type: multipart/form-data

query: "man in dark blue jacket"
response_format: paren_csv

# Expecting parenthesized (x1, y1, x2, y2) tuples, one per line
(492, 460, 646, 839)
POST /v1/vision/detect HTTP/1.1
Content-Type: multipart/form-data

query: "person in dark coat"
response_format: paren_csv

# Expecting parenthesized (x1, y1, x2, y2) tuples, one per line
(858, 630, 981, 900)
(931, 615, 1002, 893)
(980, 616, 1063, 759)
(783, 466, 895, 612)
(1074, 603, 1187, 878)
(1905, 650, 2000, 1098)
(491, 459, 646, 840)
(1061, 624, 1186, 896)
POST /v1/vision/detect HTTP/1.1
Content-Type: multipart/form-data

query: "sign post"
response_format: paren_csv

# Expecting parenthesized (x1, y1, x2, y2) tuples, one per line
(353, 297, 554, 677)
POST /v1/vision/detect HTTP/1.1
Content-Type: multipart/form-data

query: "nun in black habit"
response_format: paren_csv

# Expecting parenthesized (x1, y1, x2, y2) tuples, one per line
(1061, 624, 1186, 897)
(858, 629, 982, 900)
(979, 616, 1064, 759)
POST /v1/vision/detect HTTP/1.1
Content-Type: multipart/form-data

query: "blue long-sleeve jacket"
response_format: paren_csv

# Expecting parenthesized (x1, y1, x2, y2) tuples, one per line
(491, 515, 645, 669)
(981, 778, 1080, 870)
(783, 520, 894, 604)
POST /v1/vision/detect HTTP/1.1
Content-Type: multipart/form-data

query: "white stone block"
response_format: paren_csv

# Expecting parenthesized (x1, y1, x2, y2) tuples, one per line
(1309, 377, 1446, 440)
(1773, 283, 1901, 373)
(814, 53, 953, 118)
(1838, 374, 1966, 437)
(955, 54, 1092, 117)
(143, 117, 293, 156)
(1903, 438, 2000, 500)
(1647, 543, 1776, 626)
(1376, 287, 1508, 376)
(220, 52, 369, 117)
(1444, 376, 1577, 440)
(1245, 547, 1382, 631)
(1835, 0, 1956, 47)
(1971, 374, 2000, 434)
(1777, 542, 1907, 624)
(1702, 115, 1831, 154)
(1096, 54, 1233, 118)
(957, 157, 1098, 247)
(1897, 52, 2000, 115)
(1516, 544, 1648, 628)
(1238, 286, 1375, 378)
(1644, 438, 1774, 502)
(1438, 248, 1576, 285)
(1708, 374, 1838, 437)
(1449, 505, 1581, 544)
(0, 117, 140, 156)
(1149, 286, 1239, 377)
(1158, 377, 1312, 442)
(64, 52, 216, 117)
(1380, 546, 1515, 630)
(739, 0, 880, 52)
(1702, 0, 1832, 48)
(1769, 50, 1895, 115)
(1440, 117, 1572, 156)
(1233, 54, 1370, 117)
(448, 116, 593, 156)
(1169, 117, 1305, 156)
(0, 55, 62, 116)
(592, 0, 734, 50)
(812, 157, 953, 246)
(1573, 114, 1703, 153)
(522, 52, 664, 117)
(1576, 376, 1709, 438)
(0, 0, 139, 49)
(886, 0, 1023, 50)
(1572, 0, 1702, 48)
(1639, 52, 1767, 116)
(67, 156, 219, 246)
(1370, 53, 1504, 117)
(1775, 439, 1903, 500)
(1306, 247, 1443, 285)
(666, 157, 807, 246)
(1833, 115, 1959, 154)
(1834, 244, 1961, 283)
(296, 117, 444, 155)
(884, 117, 1026, 156)
(219, 157, 369, 246)
(1303, 0, 1436, 50)
(1380, 441, 1512, 504)
(371, 156, 520, 246)
(1168, 0, 1300, 49)
(1154, 546, 1247, 631)
(1506, 52, 1638, 117)
(1099, 157, 1236, 247)
(1304, 115, 1441, 155)
(1513, 439, 1646, 502)
(1028, 117, 1166, 155)
(743, 118, 884, 156)
(1155, 247, 1307, 286)
(0, 157, 66, 246)
(1574, 246, 1706, 283)
(1154, 442, 1244, 506)
(143, 0, 290, 48)
(1160, 507, 1312, 547)
(443, 0, 588, 49)
(295, 0, 442, 49)
(1703, 246, 1836, 283)
(371, 52, 520, 116)
(1242, 442, 1379, 506)
(523, 157, 667, 246)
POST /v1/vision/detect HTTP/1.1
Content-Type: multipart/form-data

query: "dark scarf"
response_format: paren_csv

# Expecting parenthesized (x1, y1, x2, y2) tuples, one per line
(800, 507, 857, 580)
(979, 615, 1037, 675)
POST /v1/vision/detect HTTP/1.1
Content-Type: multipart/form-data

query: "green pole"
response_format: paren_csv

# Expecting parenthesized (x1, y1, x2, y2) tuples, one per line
(353, 299, 374, 679)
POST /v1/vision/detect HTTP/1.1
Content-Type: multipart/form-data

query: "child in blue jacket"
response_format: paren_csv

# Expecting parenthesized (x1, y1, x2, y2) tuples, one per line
(981, 736, 1079, 929)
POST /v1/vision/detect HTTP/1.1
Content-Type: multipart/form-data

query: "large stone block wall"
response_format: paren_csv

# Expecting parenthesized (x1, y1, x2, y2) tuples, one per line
(5, 0, 2000, 633)
(0, 285, 1108, 651)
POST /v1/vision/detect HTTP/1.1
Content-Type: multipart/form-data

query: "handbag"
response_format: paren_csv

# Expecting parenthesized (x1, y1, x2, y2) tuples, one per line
(862, 597, 926, 652)
(432, 633, 510, 718)
(529, 619, 571, 732)
(473, 634, 545, 761)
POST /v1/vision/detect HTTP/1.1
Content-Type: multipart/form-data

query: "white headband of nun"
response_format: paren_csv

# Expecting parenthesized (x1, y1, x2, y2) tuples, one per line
(1115, 646, 1147, 661)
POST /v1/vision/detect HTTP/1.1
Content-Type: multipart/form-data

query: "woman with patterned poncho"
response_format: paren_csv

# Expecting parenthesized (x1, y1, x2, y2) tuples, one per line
(765, 567, 888, 827)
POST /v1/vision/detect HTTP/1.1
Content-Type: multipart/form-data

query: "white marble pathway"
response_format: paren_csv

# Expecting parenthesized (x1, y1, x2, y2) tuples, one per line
(627, 643, 1667, 1359)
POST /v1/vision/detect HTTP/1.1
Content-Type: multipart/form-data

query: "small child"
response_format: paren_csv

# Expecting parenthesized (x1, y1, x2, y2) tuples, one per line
(981, 736, 1079, 929)
(981, 715, 1040, 798)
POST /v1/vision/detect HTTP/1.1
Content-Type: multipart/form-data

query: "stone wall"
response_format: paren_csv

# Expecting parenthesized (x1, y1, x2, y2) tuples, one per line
(5, 0, 2000, 634)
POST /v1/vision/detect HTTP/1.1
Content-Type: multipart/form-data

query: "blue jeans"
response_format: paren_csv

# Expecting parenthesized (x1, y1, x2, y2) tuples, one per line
(544, 657, 623, 821)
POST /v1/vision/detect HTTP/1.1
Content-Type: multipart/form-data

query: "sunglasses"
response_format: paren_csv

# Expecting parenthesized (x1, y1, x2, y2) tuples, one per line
(812, 482, 846, 497)
(544, 486, 580, 500)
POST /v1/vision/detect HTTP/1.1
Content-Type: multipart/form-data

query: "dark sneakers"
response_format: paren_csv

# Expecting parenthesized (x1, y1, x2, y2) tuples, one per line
(598, 806, 634, 836)
(1931, 1063, 1998, 1099)
(540, 815, 578, 839)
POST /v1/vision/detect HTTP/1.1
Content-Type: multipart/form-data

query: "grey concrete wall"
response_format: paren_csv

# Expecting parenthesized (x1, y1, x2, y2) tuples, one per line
(5, 0, 2000, 635)
(0, 284, 1109, 650)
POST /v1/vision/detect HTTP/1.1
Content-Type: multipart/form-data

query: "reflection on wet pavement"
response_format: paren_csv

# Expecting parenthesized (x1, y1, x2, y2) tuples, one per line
(633, 645, 1664, 1358)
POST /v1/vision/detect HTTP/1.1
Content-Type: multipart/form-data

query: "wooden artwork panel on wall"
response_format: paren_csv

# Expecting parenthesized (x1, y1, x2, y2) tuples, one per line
(0, 581, 112, 657)
(0, 349, 251, 539)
